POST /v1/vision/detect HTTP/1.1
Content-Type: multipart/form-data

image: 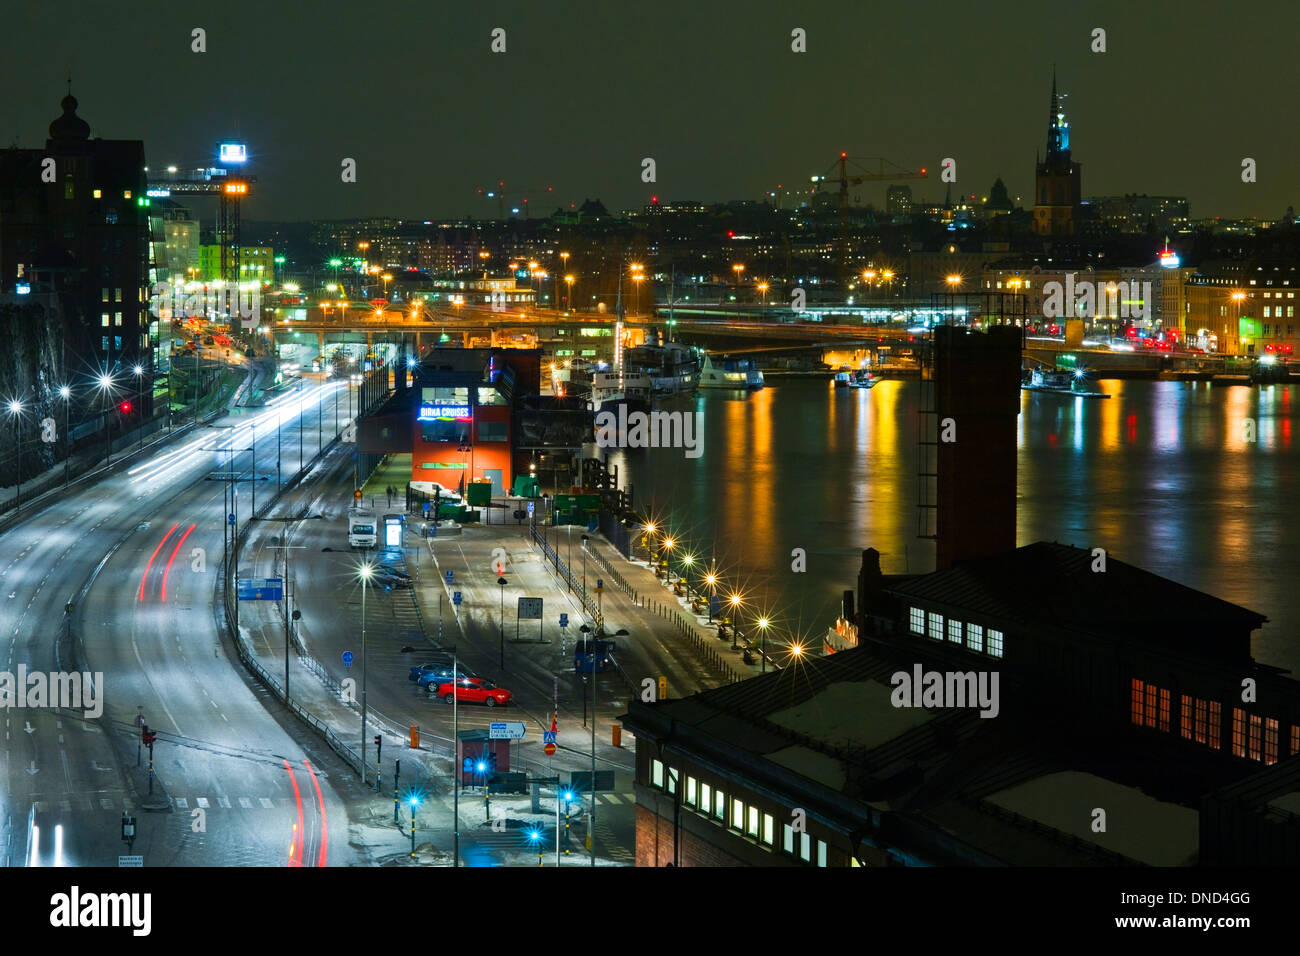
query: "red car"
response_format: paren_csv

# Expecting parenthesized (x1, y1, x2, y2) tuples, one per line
(438, 677, 512, 708)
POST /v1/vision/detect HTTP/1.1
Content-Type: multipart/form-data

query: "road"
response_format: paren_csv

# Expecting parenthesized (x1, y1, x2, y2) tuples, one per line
(4, 379, 365, 867)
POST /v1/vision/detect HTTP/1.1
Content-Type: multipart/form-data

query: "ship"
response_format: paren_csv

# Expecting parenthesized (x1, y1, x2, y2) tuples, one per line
(1021, 366, 1110, 398)
(625, 341, 700, 396)
(590, 369, 653, 415)
(698, 351, 764, 389)
(850, 368, 878, 389)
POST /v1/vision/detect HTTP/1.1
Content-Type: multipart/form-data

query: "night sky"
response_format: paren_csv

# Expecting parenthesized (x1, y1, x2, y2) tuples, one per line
(4, 0, 1292, 221)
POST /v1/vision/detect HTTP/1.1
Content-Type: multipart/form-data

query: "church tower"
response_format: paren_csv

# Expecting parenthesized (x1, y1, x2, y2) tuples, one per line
(1032, 72, 1082, 237)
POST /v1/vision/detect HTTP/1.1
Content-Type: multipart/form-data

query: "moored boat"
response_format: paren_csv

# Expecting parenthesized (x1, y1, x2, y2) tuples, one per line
(699, 352, 764, 389)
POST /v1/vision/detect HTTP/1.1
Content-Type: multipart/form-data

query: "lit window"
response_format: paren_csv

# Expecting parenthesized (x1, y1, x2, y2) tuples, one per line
(763, 814, 774, 846)
(1265, 718, 1279, 765)
(987, 629, 1003, 658)
(101, 314, 110, 327)
(686, 777, 697, 807)
(123, 190, 131, 199)
(966, 623, 984, 653)
(928, 612, 943, 640)
(1180, 695, 1192, 741)
(651, 759, 663, 788)
(800, 833, 811, 862)
(783, 824, 794, 854)
(713, 790, 725, 821)
(114, 312, 122, 326)
(667, 767, 678, 796)
(1249, 714, 1262, 761)
(701, 782, 711, 814)
(731, 798, 744, 830)
(747, 806, 759, 838)
(909, 607, 925, 635)
(947, 618, 963, 643)
(1293, 726, 1300, 757)
(1232, 708, 1246, 757)
(93, 189, 101, 199)
(817, 840, 828, 867)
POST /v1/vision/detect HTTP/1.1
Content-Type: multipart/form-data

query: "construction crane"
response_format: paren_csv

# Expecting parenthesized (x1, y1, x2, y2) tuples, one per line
(810, 153, 928, 284)
(474, 181, 556, 220)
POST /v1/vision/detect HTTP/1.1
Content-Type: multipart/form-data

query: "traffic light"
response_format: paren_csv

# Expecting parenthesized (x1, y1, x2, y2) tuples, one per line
(119, 400, 131, 414)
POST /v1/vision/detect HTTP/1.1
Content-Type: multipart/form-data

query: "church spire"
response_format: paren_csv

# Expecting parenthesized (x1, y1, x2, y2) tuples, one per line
(1045, 70, 1070, 160)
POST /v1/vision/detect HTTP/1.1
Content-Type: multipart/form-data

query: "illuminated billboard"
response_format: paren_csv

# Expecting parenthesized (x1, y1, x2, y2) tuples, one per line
(218, 143, 248, 164)
(418, 404, 471, 421)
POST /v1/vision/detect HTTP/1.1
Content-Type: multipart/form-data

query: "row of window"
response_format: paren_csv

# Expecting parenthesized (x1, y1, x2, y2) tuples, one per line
(1131, 679, 1297, 766)
(650, 759, 829, 866)
(908, 607, 1003, 658)
(100, 335, 147, 351)
(1260, 322, 1294, 334)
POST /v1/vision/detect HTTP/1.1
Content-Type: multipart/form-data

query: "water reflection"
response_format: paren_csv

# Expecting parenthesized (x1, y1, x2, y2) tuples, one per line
(619, 379, 1300, 675)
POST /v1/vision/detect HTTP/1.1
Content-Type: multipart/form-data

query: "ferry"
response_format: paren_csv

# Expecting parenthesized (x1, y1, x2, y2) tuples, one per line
(590, 369, 653, 415)
(626, 342, 700, 396)
(698, 352, 764, 389)
(850, 369, 878, 389)
(1021, 367, 1110, 399)
(833, 367, 852, 387)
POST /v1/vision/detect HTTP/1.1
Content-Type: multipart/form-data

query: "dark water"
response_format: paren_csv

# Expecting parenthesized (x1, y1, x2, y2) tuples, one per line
(607, 378, 1300, 675)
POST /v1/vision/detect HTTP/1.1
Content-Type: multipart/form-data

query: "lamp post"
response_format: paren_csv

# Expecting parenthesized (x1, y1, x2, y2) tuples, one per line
(729, 593, 743, 649)
(581, 533, 589, 596)
(497, 576, 507, 669)
(59, 386, 71, 486)
(359, 562, 373, 786)
(132, 364, 144, 450)
(408, 795, 418, 859)
(662, 537, 675, 585)
(705, 572, 718, 623)
(96, 373, 115, 466)
(643, 521, 657, 569)
(680, 554, 694, 601)
(7, 399, 24, 513)
(757, 616, 770, 672)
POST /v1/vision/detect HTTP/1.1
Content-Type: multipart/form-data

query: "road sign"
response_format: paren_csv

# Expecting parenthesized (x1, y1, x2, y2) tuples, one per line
(227, 513, 236, 526)
(353, 489, 362, 500)
(559, 613, 569, 628)
(517, 597, 543, 619)
(544, 743, 556, 756)
(527, 500, 535, 516)
(422, 501, 430, 515)
(237, 577, 284, 601)
(587, 521, 598, 533)
(342, 651, 354, 667)
(118, 855, 143, 867)
(452, 591, 462, 606)
(595, 579, 603, 593)
(542, 730, 557, 745)
(488, 721, 526, 740)
(444, 570, 454, 584)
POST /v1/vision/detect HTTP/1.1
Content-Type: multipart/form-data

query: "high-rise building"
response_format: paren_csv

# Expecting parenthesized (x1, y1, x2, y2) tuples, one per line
(0, 92, 150, 388)
(1032, 74, 1082, 238)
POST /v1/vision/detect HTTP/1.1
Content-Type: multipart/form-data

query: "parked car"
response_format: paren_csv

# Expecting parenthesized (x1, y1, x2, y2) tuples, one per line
(417, 665, 475, 690)
(437, 677, 511, 708)
(408, 657, 456, 682)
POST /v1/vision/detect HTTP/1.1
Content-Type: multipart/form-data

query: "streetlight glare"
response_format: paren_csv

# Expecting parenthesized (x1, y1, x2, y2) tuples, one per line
(8, 400, 22, 415)
(59, 386, 70, 398)
(133, 365, 143, 376)
(358, 563, 374, 580)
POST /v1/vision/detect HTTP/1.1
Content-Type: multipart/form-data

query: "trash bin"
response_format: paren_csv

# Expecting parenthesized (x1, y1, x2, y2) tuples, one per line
(611, 722, 622, 748)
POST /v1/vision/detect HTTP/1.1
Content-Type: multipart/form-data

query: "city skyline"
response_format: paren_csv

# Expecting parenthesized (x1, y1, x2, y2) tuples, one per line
(4, 0, 1295, 222)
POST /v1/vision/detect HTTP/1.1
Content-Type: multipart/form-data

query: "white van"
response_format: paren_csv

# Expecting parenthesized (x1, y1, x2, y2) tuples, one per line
(348, 509, 377, 549)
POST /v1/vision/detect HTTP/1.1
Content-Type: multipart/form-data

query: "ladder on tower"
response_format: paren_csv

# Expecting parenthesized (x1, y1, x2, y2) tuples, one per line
(915, 324, 938, 541)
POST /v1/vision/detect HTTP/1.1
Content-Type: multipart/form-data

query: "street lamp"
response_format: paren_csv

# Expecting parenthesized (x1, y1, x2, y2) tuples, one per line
(732, 263, 745, 300)
(680, 554, 695, 600)
(58, 386, 71, 486)
(704, 571, 718, 623)
(729, 593, 743, 649)
(498, 576, 508, 669)
(359, 562, 373, 786)
(408, 795, 419, 859)
(7, 399, 23, 513)
(95, 373, 116, 466)
(662, 537, 675, 584)
(132, 365, 144, 450)
(756, 616, 771, 672)
(757, 282, 769, 319)
(564, 275, 575, 313)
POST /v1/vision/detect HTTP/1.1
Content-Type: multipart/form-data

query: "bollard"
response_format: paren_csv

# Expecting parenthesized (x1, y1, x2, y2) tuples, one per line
(612, 722, 622, 748)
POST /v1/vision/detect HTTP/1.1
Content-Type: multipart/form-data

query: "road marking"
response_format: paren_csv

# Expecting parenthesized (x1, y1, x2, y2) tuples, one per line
(218, 796, 231, 808)
(239, 797, 253, 808)
(196, 797, 209, 808)
(259, 797, 274, 808)
(174, 797, 188, 808)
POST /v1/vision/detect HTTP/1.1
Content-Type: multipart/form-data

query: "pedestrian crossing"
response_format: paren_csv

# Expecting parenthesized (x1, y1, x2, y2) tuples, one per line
(32, 795, 295, 813)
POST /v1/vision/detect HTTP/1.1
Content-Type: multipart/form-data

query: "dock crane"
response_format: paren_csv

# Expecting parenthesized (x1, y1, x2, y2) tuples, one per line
(474, 181, 556, 220)
(810, 153, 928, 285)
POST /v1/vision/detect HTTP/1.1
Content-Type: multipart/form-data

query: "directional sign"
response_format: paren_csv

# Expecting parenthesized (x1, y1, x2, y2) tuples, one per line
(342, 651, 354, 667)
(118, 855, 143, 867)
(452, 591, 462, 606)
(237, 578, 284, 601)
(517, 597, 543, 620)
(559, 613, 569, 628)
(587, 521, 598, 533)
(489, 721, 526, 740)
(227, 513, 236, 526)
(444, 570, 454, 584)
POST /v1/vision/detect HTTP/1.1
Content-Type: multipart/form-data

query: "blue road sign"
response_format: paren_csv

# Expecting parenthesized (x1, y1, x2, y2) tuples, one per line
(542, 730, 557, 745)
(596, 579, 603, 590)
(237, 578, 283, 601)
(559, 613, 569, 627)
(227, 513, 236, 526)
(587, 521, 598, 533)
(453, 591, 462, 606)
(422, 501, 430, 515)
(342, 651, 354, 667)
(444, 570, 454, 584)
(527, 501, 535, 516)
